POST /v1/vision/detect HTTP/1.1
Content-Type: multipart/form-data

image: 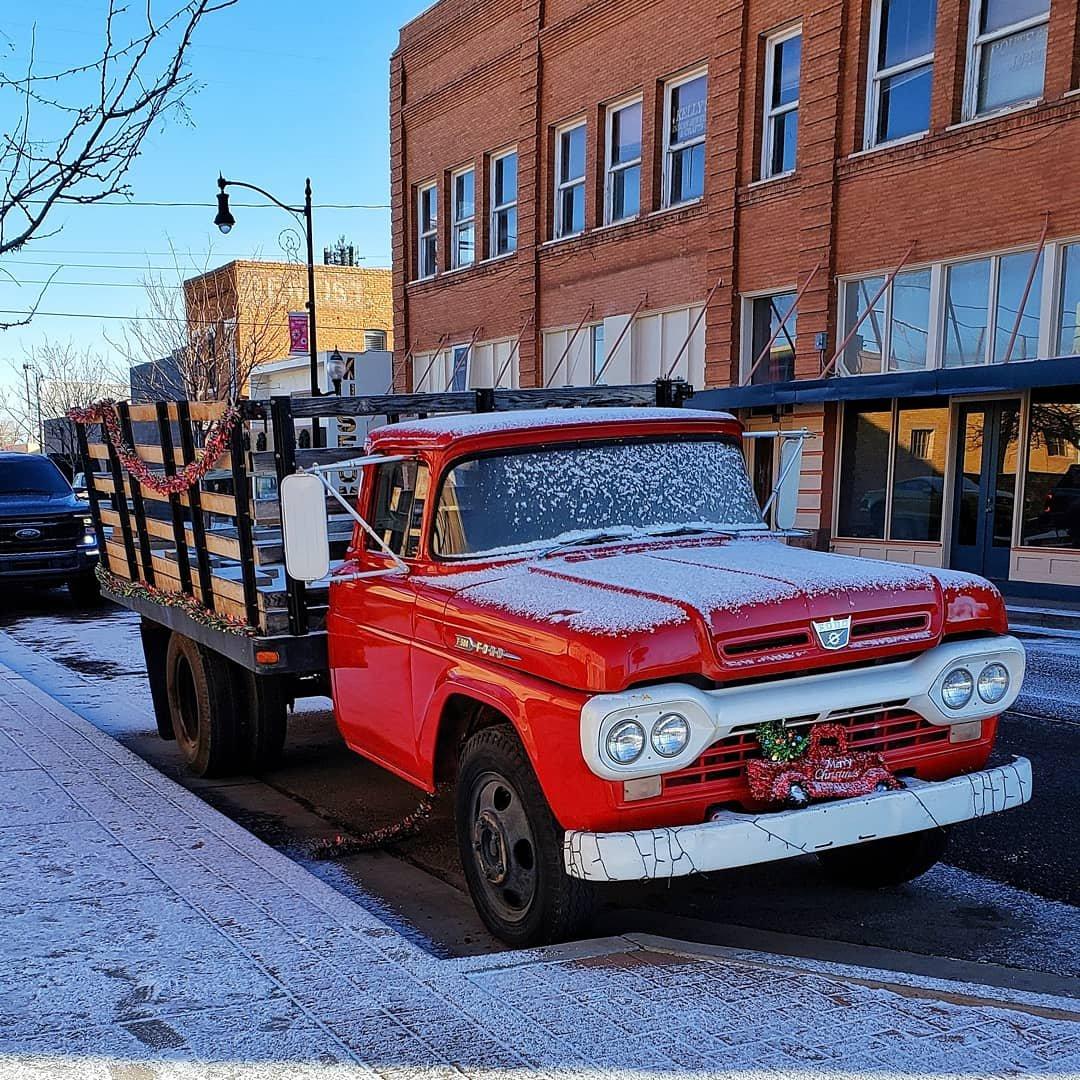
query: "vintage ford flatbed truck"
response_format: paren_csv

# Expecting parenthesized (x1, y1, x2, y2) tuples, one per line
(75, 384, 1032, 946)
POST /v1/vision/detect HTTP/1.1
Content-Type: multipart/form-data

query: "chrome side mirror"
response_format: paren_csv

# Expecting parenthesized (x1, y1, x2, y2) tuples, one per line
(774, 437, 804, 531)
(280, 473, 330, 582)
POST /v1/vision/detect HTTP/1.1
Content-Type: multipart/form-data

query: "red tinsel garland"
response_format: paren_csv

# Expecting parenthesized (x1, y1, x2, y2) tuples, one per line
(68, 399, 239, 495)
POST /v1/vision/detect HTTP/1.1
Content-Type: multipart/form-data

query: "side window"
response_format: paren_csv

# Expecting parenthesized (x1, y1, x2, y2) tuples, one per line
(369, 461, 430, 559)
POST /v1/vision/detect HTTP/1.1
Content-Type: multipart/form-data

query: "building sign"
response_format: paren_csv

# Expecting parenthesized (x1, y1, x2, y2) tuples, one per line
(288, 312, 309, 356)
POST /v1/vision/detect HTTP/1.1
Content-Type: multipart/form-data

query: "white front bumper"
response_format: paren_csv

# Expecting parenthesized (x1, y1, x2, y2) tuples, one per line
(563, 756, 1032, 882)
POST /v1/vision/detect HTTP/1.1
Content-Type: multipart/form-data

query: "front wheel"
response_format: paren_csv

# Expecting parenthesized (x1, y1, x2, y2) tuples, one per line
(816, 827, 948, 888)
(456, 725, 595, 947)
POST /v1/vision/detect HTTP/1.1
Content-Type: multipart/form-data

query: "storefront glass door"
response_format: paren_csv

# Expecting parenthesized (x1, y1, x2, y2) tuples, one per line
(951, 400, 1020, 581)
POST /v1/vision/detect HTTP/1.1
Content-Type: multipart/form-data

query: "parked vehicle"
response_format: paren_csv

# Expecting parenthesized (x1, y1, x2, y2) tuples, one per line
(74, 387, 1031, 946)
(0, 452, 100, 602)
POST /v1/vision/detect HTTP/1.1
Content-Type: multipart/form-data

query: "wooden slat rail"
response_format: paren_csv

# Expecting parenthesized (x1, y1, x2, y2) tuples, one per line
(288, 391, 477, 418)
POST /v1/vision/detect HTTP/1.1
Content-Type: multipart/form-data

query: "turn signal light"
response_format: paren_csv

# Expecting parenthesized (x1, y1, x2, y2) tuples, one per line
(255, 649, 280, 665)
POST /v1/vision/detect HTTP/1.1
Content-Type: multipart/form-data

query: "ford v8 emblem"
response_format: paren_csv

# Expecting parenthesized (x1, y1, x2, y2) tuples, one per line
(812, 615, 852, 651)
(14, 528, 41, 540)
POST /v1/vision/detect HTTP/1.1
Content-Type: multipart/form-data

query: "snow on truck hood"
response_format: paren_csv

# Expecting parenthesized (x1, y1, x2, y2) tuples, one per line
(422, 537, 962, 638)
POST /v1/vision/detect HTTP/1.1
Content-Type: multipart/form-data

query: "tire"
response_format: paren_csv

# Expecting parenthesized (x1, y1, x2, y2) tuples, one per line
(235, 668, 288, 772)
(817, 827, 948, 888)
(164, 634, 242, 777)
(67, 573, 101, 606)
(455, 724, 595, 947)
(139, 620, 174, 740)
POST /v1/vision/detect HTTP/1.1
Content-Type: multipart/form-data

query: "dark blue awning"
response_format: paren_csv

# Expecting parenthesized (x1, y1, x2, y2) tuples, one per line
(689, 355, 1080, 411)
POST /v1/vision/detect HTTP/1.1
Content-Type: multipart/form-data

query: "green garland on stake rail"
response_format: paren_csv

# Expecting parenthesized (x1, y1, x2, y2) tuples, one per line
(96, 566, 257, 637)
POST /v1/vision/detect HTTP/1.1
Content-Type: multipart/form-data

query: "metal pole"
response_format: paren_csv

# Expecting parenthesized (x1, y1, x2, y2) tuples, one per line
(822, 240, 916, 378)
(495, 312, 536, 389)
(304, 179, 322, 448)
(34, 371, 43, 450)
(545, 303, 595, 388)
(665, 275, 722, 380)
(743, 258, 824, 386)
(1002, 211, 1050, 364)
(593, 294, 647, 385)
(22, 365, 32, 449)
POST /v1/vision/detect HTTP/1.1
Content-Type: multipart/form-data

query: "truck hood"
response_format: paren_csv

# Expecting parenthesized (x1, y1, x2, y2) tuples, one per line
(0, 492, 83, 518)
(422, 537, 948, 693)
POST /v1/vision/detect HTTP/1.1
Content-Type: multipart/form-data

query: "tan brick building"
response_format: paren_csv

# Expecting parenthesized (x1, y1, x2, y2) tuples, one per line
(390, 0, 1080, 601)
(183, 260, 393, 383)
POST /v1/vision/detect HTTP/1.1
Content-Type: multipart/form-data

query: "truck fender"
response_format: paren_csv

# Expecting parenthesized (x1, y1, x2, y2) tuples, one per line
(418, 671, 542, 790)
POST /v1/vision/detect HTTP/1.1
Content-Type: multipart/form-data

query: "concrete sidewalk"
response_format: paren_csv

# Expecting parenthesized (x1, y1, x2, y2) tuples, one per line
(0, 662, 1077, 1079)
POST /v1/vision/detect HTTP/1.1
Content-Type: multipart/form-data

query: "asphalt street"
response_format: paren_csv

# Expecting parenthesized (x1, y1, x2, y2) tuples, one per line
(0, 586, 1076, 987)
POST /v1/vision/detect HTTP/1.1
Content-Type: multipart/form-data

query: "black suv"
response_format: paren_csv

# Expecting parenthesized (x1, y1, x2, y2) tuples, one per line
(0, 452, 100, 602)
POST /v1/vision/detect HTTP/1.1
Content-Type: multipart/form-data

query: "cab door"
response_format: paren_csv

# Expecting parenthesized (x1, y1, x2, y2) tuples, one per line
(328, 459, 430, 782)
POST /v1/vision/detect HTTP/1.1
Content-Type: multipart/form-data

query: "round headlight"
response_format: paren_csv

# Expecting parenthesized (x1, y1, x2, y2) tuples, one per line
(941, 667, 974, 709)
(606, 720, 646, 764)
(977, 663, 1009, 704)
(651, 713, 690, 757)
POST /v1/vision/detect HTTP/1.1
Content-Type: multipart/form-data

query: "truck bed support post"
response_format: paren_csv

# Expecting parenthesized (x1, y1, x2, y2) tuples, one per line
(117, 402, 156, 585)
(104, 418, 139, 582)
(75, 420, 110, 571)
(176, 400, 217, 611)
(155, 402, 193, 595)
(270, 396, 308, 637)
(229, 420, 260, 628)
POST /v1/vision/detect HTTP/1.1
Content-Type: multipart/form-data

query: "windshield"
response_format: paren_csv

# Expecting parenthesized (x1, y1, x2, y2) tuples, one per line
(433, 437, 763, 558)
(0, 456, 71, 497)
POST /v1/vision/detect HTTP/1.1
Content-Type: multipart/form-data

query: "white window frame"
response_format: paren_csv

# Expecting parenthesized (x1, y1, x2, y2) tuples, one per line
(761, 25, 801, 179)
(489, 148, 518, 257)
(604, 95, 642, 225)
(554, 120, 587, 239)
(864, 0, 935, 149)
(963, 0, 1050, 120)
(590, 323, 606, 384)
(416, 182, 438, 280)
(448, 343, 471, 391)
(662, 67, 708, 209)
(450, 166, 475, 270)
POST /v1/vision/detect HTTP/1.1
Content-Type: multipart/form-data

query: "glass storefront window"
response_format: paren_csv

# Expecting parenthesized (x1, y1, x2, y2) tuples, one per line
(842, 277, 886, 374)
(994, 250, 1043, 362)
(748, 292, 797, 384)
(943, 258, 991, 367)
(1057, 244, 1080, 357)
(890, 268, 932, 371)
(837, 401, 893, 538)
(1021, 396, 1080, 549)
(891, 404, 949, 540)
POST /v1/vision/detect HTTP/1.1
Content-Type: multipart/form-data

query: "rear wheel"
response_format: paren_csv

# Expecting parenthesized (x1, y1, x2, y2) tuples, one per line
(456, 725, 595, 947)
(816, 828, 948, 888)
(165, 634, 242, 777)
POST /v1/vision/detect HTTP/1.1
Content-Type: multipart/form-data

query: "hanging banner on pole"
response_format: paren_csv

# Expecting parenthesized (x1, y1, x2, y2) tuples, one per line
(288, 312, 309, 356)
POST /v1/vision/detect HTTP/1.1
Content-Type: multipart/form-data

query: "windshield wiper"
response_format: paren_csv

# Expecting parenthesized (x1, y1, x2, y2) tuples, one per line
(541, 527, 641, 557)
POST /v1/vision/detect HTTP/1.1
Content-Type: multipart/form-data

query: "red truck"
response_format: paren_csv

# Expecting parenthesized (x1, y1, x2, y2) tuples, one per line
(76, 385, 1031, 946)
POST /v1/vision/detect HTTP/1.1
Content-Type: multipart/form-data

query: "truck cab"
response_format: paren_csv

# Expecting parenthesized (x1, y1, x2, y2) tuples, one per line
(290, 407, 1030, 945)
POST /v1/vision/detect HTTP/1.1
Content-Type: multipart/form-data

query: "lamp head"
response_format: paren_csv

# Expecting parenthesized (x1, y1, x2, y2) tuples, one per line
(327, 347, 346, 384)
(214, 178, 235, 234)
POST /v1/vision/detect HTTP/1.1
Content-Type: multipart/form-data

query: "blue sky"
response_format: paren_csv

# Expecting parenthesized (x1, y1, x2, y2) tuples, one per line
(0, 0, 430, 377)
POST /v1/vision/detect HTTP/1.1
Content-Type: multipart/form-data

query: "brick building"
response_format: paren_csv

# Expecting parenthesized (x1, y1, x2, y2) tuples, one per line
(183, 260, 393, 391)
(390, 0, 1080, 600)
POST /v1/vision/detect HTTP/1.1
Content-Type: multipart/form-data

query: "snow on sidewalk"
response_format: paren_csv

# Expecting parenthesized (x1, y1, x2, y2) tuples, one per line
(0, 661, 1077, 1079)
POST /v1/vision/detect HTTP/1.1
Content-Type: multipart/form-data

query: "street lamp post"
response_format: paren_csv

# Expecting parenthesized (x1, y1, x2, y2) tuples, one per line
(21, 363, 42, 452)
(214, 174, 323, 444)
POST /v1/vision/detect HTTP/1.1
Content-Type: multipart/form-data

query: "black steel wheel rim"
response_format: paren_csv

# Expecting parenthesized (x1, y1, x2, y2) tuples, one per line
(469, 770, 538, 924)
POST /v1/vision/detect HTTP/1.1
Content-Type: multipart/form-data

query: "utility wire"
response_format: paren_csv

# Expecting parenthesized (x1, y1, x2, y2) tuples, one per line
(20, 198, 390, 209)
(0, 308, 392, 331)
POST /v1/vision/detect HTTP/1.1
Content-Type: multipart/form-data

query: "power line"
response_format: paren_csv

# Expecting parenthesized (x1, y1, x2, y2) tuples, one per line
(0, 308, 392, 332)
(21, 198, 390, 210)
(1, 258, 392, 272)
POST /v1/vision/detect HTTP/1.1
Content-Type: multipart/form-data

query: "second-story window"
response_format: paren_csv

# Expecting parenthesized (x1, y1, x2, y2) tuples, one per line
(490, 150, 518, 256)
(451, 167, 475, 269)
(417, 183, 438, 279)
(965, 0, 1049, 118)
(604, 98, 642, 224)
(554, 122, 586, 238)
(866, 0, 936, 147)
(762, 27, 801, 178)
(663, 70, 707, 207)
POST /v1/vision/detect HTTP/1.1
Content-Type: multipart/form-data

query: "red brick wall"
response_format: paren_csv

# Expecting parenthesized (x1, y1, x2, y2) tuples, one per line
(392, 0, 1080, 392)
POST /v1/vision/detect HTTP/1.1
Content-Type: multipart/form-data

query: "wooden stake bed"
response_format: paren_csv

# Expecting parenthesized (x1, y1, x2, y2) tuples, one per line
(74, 382, 691, 676)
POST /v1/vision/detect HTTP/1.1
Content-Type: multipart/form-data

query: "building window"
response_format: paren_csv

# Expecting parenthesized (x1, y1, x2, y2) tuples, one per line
(943, 251, 1043, 367)
(451, 168, 475, 269)
(417, 183, 438, 279)
(1056, 243, 1080, 356)
(490, 150, 518, 257)
(604, 98, 642, 224)
(836, 400, 949, 541)
(449, 344, 471, 391)
(554, 121, 586, 239)
(866, 0, 936, 147)
(841, 268, 932, 375)
(762, 27, 800, 178)
(1022, 394, 1080, 549)
(965, 0, 1049, 118)
(663, 69, 707, 207)
(746, 292, 797, 384)
(591, 324, 606, 384)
